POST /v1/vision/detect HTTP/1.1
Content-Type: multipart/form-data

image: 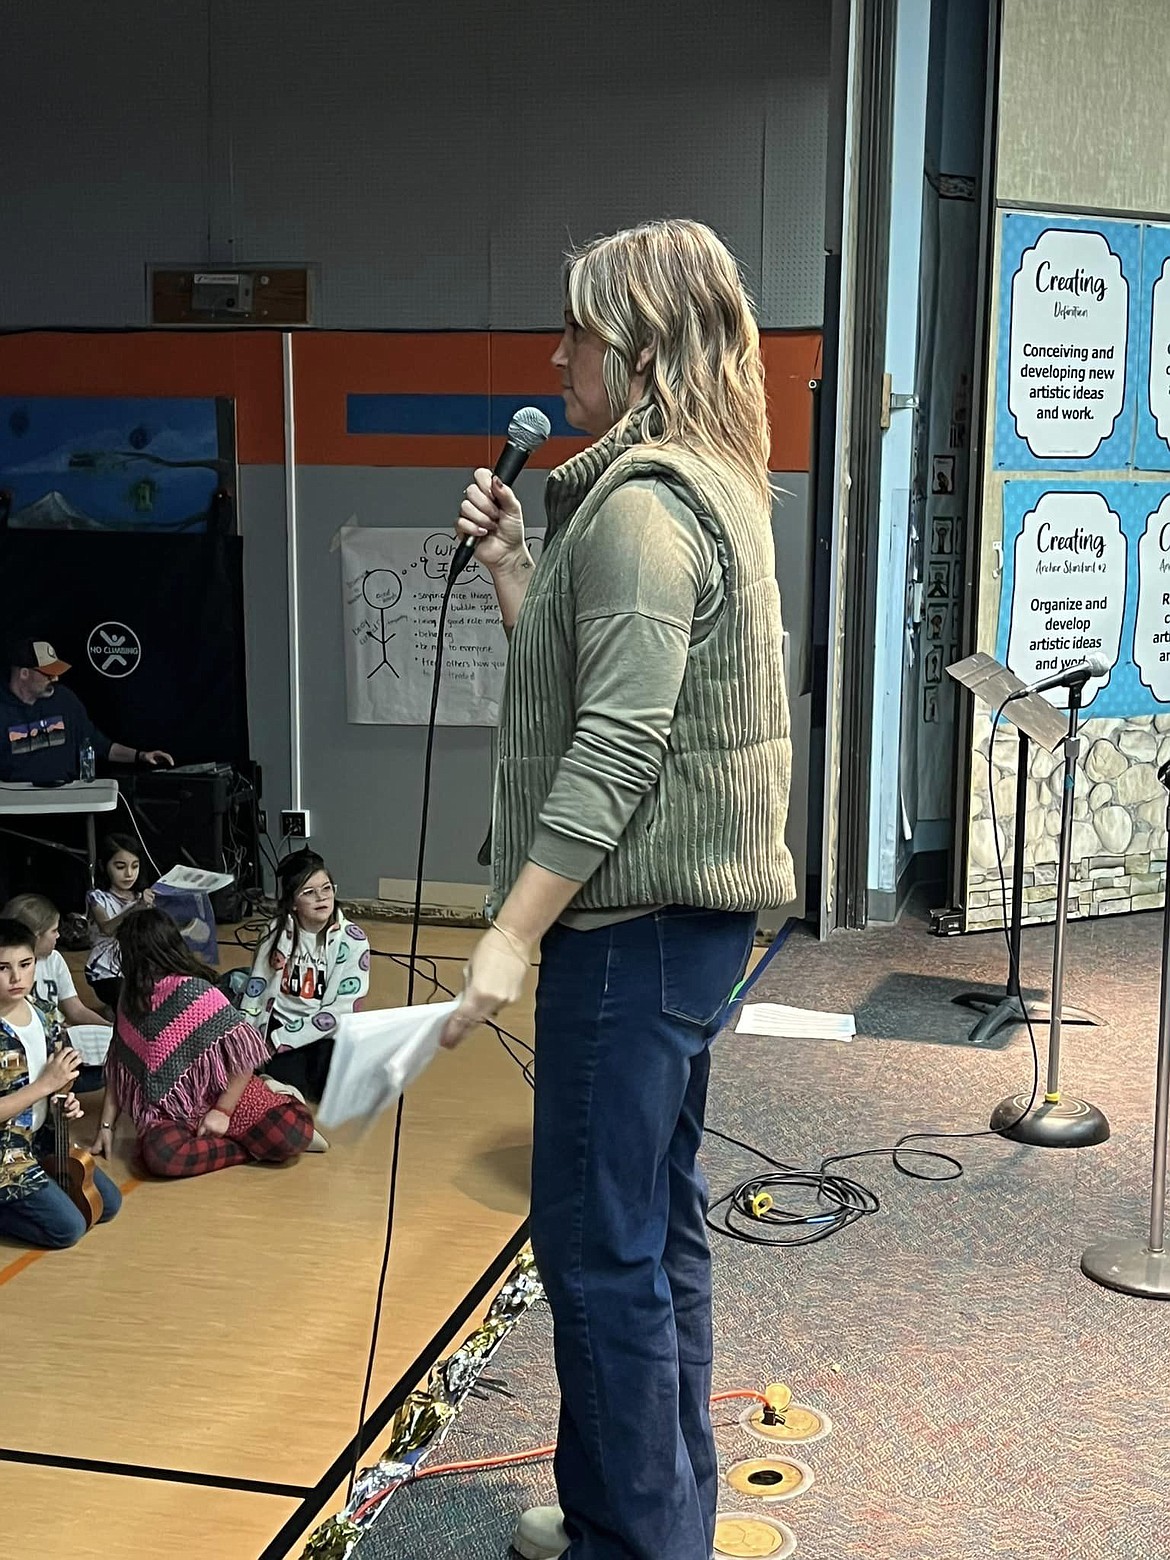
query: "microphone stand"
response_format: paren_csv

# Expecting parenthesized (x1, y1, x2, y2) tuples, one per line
(989, 676, 1110, 1147)
(1080, 759, 1170, 1296)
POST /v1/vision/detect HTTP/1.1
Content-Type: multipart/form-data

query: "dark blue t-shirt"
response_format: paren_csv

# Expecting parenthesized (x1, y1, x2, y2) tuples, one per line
(0, 684, 111, 783)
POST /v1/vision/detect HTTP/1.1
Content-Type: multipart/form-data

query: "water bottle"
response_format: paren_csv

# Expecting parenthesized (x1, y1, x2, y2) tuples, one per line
(79, 740, 95, 783)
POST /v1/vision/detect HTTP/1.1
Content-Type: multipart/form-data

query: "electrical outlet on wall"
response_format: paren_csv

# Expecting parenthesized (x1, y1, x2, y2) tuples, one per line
(280, 810, 310, 839)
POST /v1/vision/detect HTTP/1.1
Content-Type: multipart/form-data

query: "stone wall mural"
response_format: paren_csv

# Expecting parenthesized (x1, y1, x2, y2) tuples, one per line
(967, 714, 1170, 927)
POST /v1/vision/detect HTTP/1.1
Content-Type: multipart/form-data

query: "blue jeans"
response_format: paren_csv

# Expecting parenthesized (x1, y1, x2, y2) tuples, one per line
(0, 1168, 122, 1249)
(531, 907, 757, 1560)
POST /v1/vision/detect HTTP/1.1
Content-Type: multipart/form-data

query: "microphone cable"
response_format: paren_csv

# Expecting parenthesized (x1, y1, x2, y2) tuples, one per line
(345, 564, 459, 1499)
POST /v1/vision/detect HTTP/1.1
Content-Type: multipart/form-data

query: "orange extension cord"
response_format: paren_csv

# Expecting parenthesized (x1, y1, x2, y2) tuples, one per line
(352, 1391, 771, 1524)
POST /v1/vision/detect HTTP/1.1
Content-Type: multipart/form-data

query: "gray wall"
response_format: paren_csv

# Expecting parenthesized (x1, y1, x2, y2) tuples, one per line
(3, 0, 830, 330)
(6, 0, 830, 912)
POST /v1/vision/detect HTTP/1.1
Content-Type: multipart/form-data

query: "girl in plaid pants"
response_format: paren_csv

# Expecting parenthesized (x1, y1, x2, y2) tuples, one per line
(91, 909, 313, 1178)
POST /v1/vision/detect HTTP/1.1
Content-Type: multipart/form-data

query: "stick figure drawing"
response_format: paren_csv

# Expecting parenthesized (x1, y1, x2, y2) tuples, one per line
(361, 568, 403, 679)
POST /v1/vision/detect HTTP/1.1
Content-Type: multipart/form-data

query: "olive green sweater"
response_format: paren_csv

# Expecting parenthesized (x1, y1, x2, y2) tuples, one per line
(489, 421, 794, 918)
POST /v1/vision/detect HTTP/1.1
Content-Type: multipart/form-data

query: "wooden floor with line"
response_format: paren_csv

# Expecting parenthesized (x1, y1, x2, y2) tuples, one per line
(0, 921, 536, 1560)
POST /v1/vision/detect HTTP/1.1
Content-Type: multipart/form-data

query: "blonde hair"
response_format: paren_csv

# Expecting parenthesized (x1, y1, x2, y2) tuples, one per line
(565, 219, 772, 505)
(1, 893, 59, 937)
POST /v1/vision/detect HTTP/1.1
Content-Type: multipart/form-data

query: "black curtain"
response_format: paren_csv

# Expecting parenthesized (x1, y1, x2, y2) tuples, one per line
(0, 533, 249, 767)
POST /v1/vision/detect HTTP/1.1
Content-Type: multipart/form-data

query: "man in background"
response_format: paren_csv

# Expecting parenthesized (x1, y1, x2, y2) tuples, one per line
(0, 639, 172, 783)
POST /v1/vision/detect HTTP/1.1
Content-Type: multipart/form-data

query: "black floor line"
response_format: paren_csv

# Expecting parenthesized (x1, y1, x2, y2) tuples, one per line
(257, 1219, 532, 1560)
(0, 1445, 310, 1500)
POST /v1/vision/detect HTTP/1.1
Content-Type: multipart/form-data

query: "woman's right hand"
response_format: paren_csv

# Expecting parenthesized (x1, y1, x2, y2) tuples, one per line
(41, 1047, 81, 1095)
(457, 469, 526, 573)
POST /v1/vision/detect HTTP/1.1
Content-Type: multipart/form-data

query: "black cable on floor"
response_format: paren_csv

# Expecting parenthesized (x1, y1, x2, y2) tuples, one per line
(702, 695, 1042, 1250)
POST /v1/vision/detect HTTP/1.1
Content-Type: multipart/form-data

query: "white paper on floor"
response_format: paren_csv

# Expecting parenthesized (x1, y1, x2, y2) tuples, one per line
(317, 1000, 458, 1135)
(735, 1003, 856, 1041)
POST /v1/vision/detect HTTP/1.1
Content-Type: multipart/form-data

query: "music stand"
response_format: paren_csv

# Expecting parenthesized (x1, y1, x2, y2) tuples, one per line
(948, 655, 1101, 1043)
(948, 654, 1108, 1149)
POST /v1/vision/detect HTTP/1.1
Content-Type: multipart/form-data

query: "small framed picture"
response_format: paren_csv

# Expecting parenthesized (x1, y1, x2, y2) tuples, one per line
(925, 604, 951, 643)
(927, 561, 951, 600)
(931, 455, 955, 496)
(931, 516, 955, 555)
(923, 688, 939, 723)
(924, 645, 944, 686)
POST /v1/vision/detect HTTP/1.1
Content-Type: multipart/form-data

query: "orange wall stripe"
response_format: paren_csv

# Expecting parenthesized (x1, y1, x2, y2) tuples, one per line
(0, 328, 821, 472)
(0, 332, 285, 465)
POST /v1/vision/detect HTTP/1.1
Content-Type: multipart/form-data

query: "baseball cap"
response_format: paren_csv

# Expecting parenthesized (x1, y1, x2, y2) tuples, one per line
(9, 639, 70, 676)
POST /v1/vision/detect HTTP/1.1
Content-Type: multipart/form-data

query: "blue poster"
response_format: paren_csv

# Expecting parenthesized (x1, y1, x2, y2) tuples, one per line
(997, 480, 1170, 717)
(994, 212, 1142, 472)
(1135, 222, 1170, 472)
(0, 396, 233, 533)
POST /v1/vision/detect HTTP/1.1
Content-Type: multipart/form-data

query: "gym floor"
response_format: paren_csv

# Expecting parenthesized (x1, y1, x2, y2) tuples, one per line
(0, 921, 536, 1560)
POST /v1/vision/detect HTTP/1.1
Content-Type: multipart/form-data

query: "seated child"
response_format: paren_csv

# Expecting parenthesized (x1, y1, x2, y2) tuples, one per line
(86, 834, 155, 1014)
(3, 893, 109, 1092)
(93, 909, 314, 1179)
(0, 918, 122, 1249)
(241, 849, 369, 1103)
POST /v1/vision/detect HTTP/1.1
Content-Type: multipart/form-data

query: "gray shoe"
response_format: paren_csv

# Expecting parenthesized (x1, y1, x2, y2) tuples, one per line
(512, 1505, 568, 1559)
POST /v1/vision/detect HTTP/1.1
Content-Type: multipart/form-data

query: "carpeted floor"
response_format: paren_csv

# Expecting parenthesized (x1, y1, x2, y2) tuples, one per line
(357, 907, 1170, 1559)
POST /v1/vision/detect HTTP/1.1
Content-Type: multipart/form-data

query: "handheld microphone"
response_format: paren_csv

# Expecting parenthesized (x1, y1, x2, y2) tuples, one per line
(1009, 652, 1111, 700)
(448, 406, 552, 584)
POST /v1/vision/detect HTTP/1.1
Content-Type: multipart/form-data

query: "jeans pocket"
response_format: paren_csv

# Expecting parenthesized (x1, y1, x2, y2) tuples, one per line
(657, 909, 758, 1031)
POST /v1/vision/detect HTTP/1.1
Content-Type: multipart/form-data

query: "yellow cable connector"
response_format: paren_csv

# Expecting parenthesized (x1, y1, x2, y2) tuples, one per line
(748, 1190, 774, 1219)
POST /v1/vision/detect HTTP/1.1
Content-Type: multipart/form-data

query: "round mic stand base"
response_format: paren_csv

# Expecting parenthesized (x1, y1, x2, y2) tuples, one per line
(990, 682, 1110, 1152)
(1081, 1239, 1170, 1300)
(990, 1092, 1110, 1148)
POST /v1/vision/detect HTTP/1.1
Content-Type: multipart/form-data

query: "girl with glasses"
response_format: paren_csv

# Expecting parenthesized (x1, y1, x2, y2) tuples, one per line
(240, 848, 369, 1105)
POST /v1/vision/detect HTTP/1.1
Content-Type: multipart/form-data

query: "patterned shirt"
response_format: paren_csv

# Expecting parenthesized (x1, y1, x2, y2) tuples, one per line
(242, 917, 370, 1047)
(0, 1009, 53, 1205)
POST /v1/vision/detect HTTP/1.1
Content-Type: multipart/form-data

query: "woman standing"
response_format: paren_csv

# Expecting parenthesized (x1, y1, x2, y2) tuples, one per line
(442, 220, 793, 1560)
(241, 849, 369, 1103)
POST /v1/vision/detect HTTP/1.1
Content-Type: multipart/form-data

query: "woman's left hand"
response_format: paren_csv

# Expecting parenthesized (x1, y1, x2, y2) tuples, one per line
(198, 1108, 231, 1137)
(440, 926, 532, 1051)
(62, 1092, 84, 1121)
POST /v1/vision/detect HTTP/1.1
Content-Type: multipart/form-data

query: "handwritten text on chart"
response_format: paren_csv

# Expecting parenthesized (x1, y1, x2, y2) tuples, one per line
(340, 525, 543, 725)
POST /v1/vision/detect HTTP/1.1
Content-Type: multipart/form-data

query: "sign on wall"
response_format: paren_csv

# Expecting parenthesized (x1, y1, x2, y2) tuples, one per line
(1136, 223, 1170, 471)
(340, 525, 543, 726)
(994, 213, 1142, 471)
(997, 481, 1170, 717)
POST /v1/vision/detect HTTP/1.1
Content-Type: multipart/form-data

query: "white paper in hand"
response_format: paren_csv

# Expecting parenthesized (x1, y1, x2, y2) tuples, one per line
(316, 1001, 457, 1134)
(67, 1024, 114, 1065)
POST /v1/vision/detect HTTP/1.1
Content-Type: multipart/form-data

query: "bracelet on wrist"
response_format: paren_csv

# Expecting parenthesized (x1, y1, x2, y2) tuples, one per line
(489, 922, 531, 964)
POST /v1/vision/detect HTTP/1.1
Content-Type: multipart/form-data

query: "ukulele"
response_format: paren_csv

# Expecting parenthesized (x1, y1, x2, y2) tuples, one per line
(41, 1034, 104, 1231)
